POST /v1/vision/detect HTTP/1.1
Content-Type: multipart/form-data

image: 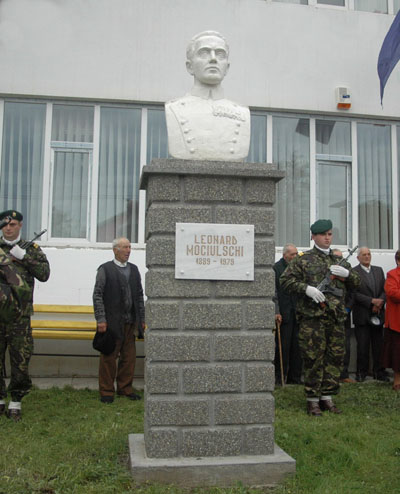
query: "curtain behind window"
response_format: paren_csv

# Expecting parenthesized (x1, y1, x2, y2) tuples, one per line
(147, 108, 168, 164)
(0, 102, 46, 238)
(358, 123, 392, 249)
(248, 114, 267, 163)
(273, 116, 310, 247)
(97, 107, 141, 243)
(52, 151, 89, 238)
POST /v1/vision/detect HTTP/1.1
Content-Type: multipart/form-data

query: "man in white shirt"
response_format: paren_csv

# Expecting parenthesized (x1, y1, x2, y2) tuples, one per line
(93, 237, 145, 403)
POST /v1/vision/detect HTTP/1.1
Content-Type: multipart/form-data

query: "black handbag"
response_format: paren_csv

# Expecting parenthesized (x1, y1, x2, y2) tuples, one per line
(92, 329, 116, 355)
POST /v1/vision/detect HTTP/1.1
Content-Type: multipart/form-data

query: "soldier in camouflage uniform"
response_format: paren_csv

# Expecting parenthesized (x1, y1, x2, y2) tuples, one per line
(0, 210, 50, 421)
(280, 219, 360, 416)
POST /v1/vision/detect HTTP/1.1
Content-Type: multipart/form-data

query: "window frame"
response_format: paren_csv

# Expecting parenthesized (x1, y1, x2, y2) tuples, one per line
(48, 144, 93, 243)
(1, 97, 399, 252)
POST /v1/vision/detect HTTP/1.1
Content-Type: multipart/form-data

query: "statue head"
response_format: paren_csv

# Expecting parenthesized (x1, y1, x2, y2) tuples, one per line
(186, 31, 230, 87)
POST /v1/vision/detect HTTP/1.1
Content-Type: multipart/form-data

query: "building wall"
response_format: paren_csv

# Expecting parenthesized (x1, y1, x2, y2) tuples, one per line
(0, 0, 399, 117)
(0, 0, 399, 309)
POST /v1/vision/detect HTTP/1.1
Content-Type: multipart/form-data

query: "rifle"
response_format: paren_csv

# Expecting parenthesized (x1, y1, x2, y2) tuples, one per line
(19, 229, 47, 249)
(315, 245, 358, 304)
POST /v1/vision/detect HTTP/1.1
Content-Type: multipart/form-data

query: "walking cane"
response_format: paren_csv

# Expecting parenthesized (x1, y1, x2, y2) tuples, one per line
(276, 319, 285, 387)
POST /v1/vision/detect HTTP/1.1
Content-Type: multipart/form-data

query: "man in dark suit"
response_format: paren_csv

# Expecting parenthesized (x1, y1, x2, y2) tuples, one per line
(93, 237, 145, 403)
(273, 243, 302, 385)
(353, 247, 388, 382)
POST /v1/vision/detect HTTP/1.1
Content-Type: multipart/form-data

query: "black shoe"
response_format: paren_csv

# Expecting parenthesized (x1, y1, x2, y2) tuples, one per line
(100, 396, 114, 404)
(7, 409, 21, 422)
(356, 373, 366, 382)
(125, 393, 142, 401)
(374, 372, 390, 382)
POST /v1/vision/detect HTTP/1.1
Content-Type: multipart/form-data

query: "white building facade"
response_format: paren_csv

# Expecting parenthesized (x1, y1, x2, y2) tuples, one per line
(1, 0, 400, 306)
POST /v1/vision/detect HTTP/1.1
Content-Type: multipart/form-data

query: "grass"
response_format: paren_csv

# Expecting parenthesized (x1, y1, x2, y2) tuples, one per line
(0, 382, 399, 494)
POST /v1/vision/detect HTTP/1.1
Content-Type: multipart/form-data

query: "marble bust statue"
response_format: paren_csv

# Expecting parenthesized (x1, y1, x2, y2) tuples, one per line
(165, 31, 251, 161)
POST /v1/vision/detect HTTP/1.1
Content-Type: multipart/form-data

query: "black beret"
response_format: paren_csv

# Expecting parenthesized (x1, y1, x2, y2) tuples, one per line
(310, 219, 332, 234)
(92, 330, 116, 355)
(0, 209, 23, 222)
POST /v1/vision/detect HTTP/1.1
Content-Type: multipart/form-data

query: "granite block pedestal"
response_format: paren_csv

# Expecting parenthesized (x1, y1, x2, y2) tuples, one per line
(129, 159, 295, 487)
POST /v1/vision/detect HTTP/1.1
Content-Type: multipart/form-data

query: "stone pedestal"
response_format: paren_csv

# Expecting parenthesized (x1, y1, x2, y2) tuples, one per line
(129, 159, 295, 487)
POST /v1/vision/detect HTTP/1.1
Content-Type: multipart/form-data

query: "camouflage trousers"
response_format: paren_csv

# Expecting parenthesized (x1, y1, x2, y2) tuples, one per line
(0, 316, 33, 401)
(298, 313, 345, 398)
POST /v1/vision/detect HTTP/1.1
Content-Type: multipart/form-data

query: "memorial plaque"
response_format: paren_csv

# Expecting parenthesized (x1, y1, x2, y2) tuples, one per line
(175, 223, 254, 281)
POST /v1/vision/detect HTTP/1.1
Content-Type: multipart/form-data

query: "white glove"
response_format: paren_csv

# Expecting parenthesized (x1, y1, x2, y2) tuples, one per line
(10, 244, 26, 260)
(330, 265, 349, 278)
(306, 285, 326, 303)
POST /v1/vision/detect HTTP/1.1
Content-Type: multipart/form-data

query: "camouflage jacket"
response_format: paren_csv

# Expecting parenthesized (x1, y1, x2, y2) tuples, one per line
(0, 238, 50, 316)
(279, 246, 360, 323)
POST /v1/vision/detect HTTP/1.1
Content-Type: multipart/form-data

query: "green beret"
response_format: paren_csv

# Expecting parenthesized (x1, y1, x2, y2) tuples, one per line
(310, 219, 332, 234)
(0, 209, 23, 222)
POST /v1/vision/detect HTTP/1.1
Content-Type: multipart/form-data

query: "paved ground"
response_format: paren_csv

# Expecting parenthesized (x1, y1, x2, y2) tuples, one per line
(6, 377, 145, 391)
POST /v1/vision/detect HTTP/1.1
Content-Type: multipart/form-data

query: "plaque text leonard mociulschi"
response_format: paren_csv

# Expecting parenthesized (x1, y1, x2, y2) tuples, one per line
(175, 223, 254, 281)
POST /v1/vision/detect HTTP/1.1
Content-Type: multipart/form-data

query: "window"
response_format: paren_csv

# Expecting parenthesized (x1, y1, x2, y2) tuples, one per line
(358, 123, 392, 249)
(316, 120, 351, 156)
(50, 105, 94, 239)
(248, 114, 267, 163)
(395, 0, 400, 14)
(273, 116, 310, 247)
(0, 102, 46, 238)
(317, 0, 345, 6)
(273, 0, 308, 4)
(2, 100, 399, 250)
(354, 0, 387, 13)
(317, 162, 351, 245)
(97, 107, 141, 243)
(316, 120, 352, 245)
(147, 108, 168, 163)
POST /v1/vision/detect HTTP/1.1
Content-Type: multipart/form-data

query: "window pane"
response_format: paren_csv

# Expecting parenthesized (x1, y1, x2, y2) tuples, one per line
(52, 151, 89, 238)
(358, 123, 392, 249)
(0, 102, 45, 238)
(316, 120, 351, 156)
(317, 0, 344, 5)
(354, 0, 387, 13)
(97, 107, 141, 242)
(395, 0, 400, 15)
(273, 0, 308, 4)
(248, 114, 267, 163)
(273, 116, 310, 247)
(147, 108, 168, 163)
(317, 163, 349, 245)
(52, 105, 94, 142)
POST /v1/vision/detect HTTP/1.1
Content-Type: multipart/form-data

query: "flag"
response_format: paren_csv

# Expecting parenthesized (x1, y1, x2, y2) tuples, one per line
(377, 11, 400, 104)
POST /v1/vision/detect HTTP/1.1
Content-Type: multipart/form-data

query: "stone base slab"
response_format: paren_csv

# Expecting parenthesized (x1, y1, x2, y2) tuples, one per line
(129, 434, 296, 488)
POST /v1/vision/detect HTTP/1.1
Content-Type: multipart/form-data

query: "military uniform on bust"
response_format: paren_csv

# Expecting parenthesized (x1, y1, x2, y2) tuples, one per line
(165, 92, 250, 161)
(0, 210, 50, 422)
(280, 219, 360, 416)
